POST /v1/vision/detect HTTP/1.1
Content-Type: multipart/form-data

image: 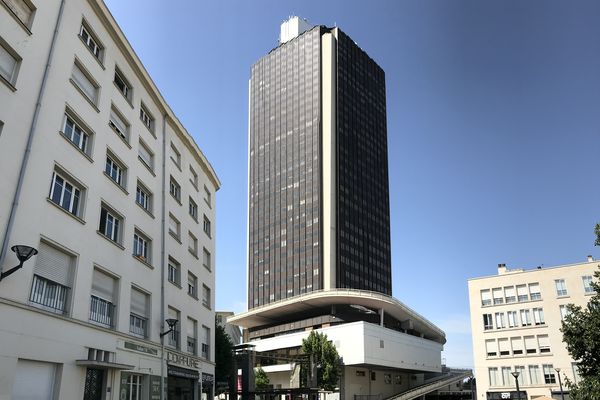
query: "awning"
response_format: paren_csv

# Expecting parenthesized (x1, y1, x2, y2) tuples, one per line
(75, 359, 134, 370)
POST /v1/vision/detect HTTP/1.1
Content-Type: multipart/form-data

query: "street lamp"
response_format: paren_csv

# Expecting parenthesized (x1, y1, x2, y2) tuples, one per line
(0, 245, 38, 281)
(511, 371, 521, 400)
(160, 318, 179, 337)
(555, 368, 565, 400)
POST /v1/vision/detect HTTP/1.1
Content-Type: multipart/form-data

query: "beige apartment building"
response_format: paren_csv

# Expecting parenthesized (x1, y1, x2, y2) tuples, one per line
(0, 0, 219, 399)
(468, 257, 598, 400)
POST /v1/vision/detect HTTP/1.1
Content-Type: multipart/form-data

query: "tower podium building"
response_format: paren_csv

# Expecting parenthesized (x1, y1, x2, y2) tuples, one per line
(231, 17, 466, 400)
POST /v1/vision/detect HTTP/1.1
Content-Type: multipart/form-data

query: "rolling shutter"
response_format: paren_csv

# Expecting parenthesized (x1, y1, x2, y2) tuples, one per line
(34, 242, 73, 287)
(72, 64, 96, 102)
(130, 287, 147, 317)
(92, 269, 115, 302)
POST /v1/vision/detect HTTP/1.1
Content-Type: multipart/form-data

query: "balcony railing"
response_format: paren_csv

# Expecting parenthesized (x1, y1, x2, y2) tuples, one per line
(90, 295, 115, 327)
(201, 343, 209, 359)
(129, 313, 147, 337)
(30, 275, 69, 314)
(187, 337, 197, 355)
(168, 329, 180, 349)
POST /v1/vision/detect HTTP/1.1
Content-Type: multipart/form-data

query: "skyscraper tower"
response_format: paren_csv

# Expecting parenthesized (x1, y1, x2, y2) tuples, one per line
(248, 17, 391, 308)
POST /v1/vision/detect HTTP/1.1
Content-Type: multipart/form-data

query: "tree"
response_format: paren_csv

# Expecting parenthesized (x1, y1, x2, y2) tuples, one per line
(301, 331, 341, 391)
(214, 321, 234, 394)
(255, 367, 270, 390)
(560, 248, 600, 400)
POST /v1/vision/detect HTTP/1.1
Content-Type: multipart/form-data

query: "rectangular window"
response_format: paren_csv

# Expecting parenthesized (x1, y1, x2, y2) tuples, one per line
(516, 284, 528, 302)
(109, 107, 130, 142)
(529, 283, 541, 300)
(514, 366, 526, 386)
(498, 338, 510, 356)
(529, 365, 540, 385)
(501, 367, 511, 387)
(202, 247, 211, 270)
(511, 337, 523, 355)
(167, 307, 180, 349)
(555, 279, 568, 296)
(582, 275, 595, 294)
(79, 21, 103, 61)
(572, 363, 581, 384)
(123, 374, 143, 400)
(480, 289, 491, 306)
(169, 177, 181, 202)
(130, 287, 148, 338)
(29, 241, 74, 314)
(189, 197, 198, 221)
(114, 67, 132, 102)
(559, 304, 570, 321)
(135, 181, 152, 212)
(188, 272, 197, 298)
(538, 334, 551, 353)
(533, 307, 545, 325)
(495, 312, 505, 329)
(168, 213, 180, 240)
(62, 112, 91, 155)
(99, 204, 122, 244)
(188, 231, 198, 256)
(203, 215, 211, 238)
(90, 269, 116, 327)
(202, 284, 211, 309)
(133, 230, 151, 263)
(204, 185, 211, 207)
(492, 288, 503, 305)
(504, 286, 516, 303)
(105, 152, 126, 188)
(187, 318, 197, 355)
(543, 364, 556, 384)
(488, 367, 499, 387)
(71, 61, 98, 105)
(507, 310, 518, 328)
(201, 325, 210, 360)
(190, 166, 198, 189)
(49, 170, 83, 217)
(170, 143, 181, 168)
(3, 0, 35, 28)
(524, 336, 537, 354)
(138, 140, 154, 170)
(168, 257, 180, 286)
(140, 103, 154, 132)
(520, 309, 532, 326)
(0, 38, 21, 87)
(483, 313, 493, 330)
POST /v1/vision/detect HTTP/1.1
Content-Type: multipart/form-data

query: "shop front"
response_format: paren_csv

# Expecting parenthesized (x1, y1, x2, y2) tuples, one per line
(201, 372, 214, 400)
(167, 351, 202, 400)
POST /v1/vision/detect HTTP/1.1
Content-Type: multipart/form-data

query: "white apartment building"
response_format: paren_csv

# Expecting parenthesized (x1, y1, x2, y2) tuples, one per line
(468, 258, 598, 400)
(0, 0, 220, 399)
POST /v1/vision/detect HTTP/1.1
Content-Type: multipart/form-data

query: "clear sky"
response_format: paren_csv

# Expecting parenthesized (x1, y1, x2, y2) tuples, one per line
(104, 0, 600, 369)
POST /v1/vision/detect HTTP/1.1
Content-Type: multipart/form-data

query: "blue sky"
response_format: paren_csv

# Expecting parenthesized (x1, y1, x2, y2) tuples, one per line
(104, 0, 600, 368)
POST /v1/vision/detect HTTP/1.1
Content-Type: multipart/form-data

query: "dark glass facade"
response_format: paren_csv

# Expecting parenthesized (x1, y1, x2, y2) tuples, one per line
(248, 26, 391, 308)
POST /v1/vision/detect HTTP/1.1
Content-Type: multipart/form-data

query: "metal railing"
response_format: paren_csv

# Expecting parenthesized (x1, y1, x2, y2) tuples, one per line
(129, 314, 147, 337)
(202, 343, 210, 359)
(187, 336, 197, 354)
(169, 329, 180, 349)
(90, 295, 115, 327)
(30, 275, 69, 313)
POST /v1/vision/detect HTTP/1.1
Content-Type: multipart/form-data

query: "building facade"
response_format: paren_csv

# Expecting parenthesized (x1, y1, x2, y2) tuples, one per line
(0, 0, 219, 399)
(247, 17, 391, 309)
(468, 258, 598, 400)
(216, 311, 243, 345)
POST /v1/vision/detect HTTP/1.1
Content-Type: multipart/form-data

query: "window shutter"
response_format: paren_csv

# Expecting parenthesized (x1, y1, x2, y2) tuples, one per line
(511, 337, 523, 353)
(138, 143, 152, 167)
(130, 287, 147, 317)
(3, 0, 32, 25)
(203, 326, 210, 345)
(498, 338, 510, 354)
(34, 242, 73, 287)
(187, 318, 196, 338)
(529, 283, 540, 294)
(110, 109, 127, 135)
(92, 269, 115, 302)
(480, 290, 491, 302)
(72, 64, 96, 102)
(492, 288, 502, 299)
(0, 44, 17, 82)
(516, 284, 528, 297)
(169, 216, 178, 233)
(485, 339, 497, 355)
(504, 286, 515, 298)
(168, 307, 178, 320)
(524, 336, 536, 352)
(538, 335, 550, 351)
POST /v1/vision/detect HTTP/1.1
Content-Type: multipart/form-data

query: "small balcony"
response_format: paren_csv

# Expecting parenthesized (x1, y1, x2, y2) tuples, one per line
(29, 275, 69, 314)
(129, 313, 147, 338)
(90, 295, 115, 327)
(187, 336, 197, 355)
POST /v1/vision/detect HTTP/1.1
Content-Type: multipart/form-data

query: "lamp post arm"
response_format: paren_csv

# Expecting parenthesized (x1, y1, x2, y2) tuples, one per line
(0, 262, 24, 281)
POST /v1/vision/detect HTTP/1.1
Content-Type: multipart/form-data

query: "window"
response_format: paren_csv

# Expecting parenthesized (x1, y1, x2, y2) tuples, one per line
(105, 152, 126, 188)
(187, 318, 197, 355)
(189, 197, 198, 221)
(582, 275, 595, 294)
(488, 367, 499, 387)
(109, 106, 130, 142)
(495, 312, 505, 329)
(492, 288, 503, 305)
(204, 185, 211, 207)
(507, 310, 518, 328)
(572, 363, 581, 384)
(516, 284, 528, 302)
(529, 283, 541, 300)
(520, 309, 532, 326)
(140, 103, 154, 132)
(543, 364, 556, 384)
(538, 334, 551, 353)
(480, 289, 491, 306)
(483, 313, 493, 330)
(190, 166, 198, 188)
(0, 38, 20, 87)
(138, 140, 154, 170)
(169, 176, 181, 202)
(90, 268, 116, 327)
(168, 213, 180, 240)
(123, 374, 143, 400)
(501, 367, 511, 387)
(555, 279, 568, 296)
(529, 365, 540, 385)
(188, 272, 197, 298)
(514, 366, 526, 385)
(532, 307, 545, 325)
(498, 338, 510, 356)
(133, 230, 151, 263)
(2, 0, 35, 28)
(71, 61, 98, 105)
(29, 241, 74, 314)
(203, 247, 211, 270)
(559, 304, 570, 321)
(79, 21, 103, 61)
(130, 287, 148, 338)
(504, 286, 516, 303)
(188, 231, 198, 256)
(99, 204, 122, 244)
(203, 215, 211, 238)
(511, 337, 523, 355)
(62, 112, 92, 155)
(114, 67, 132, 102)
(168, 257, 180, 286)
(135, 181, 152, 213)
(49, 170, 83, 217)
(201, 325, 210, 359)
(524, 336, 537, 354)
(202, 284, 211, 309)
(167, 307, 180, 348)
(170, 143, 181, 168)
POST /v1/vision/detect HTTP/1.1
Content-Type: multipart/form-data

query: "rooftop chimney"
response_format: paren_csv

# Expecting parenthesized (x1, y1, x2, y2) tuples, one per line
(587, 255, 594, 262)
(498, 263, 507, 275)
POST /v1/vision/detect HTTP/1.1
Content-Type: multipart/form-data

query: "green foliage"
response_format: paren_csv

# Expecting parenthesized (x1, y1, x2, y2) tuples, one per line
(561, 266, 600, 399)
(594, 224, 600, 247)
(255, 367, 270, 390)
(301, 331, 341, 391)
(214, 321, 234, 394)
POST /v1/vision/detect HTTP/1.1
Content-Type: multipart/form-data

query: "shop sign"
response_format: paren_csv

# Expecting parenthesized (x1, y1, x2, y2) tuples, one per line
(487, 391, 527, 400)
(168, 364, 200, 380)
(167, 351, 200, 369)
(123, 341, 158, 356)
(202, 373, 214, 384)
